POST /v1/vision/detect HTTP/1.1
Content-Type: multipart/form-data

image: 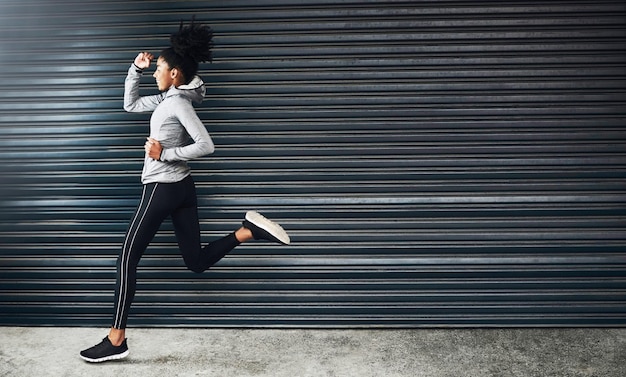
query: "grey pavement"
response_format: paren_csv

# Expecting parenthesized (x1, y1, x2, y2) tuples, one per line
(1, 327, 625, 377)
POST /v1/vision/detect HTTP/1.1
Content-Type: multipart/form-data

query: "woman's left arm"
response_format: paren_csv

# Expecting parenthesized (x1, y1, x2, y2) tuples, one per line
(159, 101, 215, 161)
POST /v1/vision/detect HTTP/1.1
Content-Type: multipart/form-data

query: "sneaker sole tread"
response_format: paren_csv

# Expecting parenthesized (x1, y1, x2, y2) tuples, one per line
(80, 350, 129, 363)
(245, 211, 290, 245)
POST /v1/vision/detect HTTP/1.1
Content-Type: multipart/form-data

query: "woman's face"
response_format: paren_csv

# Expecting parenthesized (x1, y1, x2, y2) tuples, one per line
(153, 57, 174, 91)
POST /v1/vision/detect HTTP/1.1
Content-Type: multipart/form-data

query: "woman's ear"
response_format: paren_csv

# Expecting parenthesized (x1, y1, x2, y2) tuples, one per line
(170, 67, 185, 86)
(170, 67, 179, 79)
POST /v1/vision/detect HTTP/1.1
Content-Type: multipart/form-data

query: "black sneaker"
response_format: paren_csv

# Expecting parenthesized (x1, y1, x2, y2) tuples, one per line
(80, 336, 129, 363)
(243, 211, 290, 245)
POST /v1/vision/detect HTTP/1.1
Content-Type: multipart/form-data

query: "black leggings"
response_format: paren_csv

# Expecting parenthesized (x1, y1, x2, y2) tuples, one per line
(112, 175, 240, 329)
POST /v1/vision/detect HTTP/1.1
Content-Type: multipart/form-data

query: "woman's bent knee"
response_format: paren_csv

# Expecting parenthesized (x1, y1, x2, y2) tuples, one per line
(187, 265, 207, 274)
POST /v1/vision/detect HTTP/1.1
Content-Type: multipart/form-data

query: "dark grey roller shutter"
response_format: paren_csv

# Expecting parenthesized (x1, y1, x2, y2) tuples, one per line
(0, 1, 625, 327)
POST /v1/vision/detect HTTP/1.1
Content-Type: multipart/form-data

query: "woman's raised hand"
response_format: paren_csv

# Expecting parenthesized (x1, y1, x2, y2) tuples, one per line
(134, 52, 154, 69)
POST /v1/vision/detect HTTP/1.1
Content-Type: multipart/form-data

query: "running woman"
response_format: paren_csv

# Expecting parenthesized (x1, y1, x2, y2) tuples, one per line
(80, 19, 290, 363)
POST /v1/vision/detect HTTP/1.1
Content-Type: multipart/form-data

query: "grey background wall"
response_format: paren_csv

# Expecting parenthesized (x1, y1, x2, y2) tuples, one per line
(1, 0, 625, 327)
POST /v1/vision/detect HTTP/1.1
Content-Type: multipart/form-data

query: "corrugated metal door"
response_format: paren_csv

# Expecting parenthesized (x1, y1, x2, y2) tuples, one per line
(1, 0, 625, 327)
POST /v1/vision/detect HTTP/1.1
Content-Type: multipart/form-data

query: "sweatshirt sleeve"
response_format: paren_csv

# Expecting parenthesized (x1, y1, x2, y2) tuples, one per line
(159, 99, 215, 162)
(123, 64, 164, 113)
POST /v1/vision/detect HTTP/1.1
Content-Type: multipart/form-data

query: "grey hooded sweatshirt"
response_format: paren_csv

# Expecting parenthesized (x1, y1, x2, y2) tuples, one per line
(123, 64, 215, 184)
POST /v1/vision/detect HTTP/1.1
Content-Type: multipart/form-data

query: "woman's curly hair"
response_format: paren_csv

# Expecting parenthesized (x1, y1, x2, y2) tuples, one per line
(160, 17, 213, 84)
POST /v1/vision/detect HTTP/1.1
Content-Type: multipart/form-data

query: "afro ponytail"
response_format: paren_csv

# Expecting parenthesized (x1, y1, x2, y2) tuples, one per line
(160, 17, 214, 84)
(170, 16, 213, 63)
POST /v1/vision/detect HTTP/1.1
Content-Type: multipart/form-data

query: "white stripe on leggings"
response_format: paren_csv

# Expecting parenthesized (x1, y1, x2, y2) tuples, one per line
(113, 183, 158, 329)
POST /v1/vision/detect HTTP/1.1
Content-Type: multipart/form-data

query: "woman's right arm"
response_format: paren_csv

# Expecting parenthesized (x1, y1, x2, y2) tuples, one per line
(123, 52, 163, 113)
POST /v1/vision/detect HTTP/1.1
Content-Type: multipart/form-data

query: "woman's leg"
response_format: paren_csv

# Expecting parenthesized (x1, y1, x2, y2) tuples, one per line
(80, 182, 174, 362)
(170, 177, 242, 272)
(112, 183, 173, 331)
(171, 176, 289, 273)
(171, 206, 241, 272)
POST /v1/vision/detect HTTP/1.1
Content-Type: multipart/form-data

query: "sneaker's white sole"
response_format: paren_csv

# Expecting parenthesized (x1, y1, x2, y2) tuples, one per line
(80, 350, 129, 363)
(245, 211, 291, 245)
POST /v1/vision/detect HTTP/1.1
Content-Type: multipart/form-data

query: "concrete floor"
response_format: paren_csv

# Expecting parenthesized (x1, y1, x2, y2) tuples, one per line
(0, 327, 624, 377)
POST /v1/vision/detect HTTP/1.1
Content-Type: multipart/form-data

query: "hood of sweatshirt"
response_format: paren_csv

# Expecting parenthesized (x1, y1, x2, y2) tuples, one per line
(164, 75, 206, 105)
